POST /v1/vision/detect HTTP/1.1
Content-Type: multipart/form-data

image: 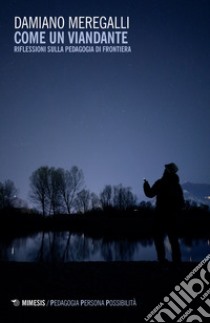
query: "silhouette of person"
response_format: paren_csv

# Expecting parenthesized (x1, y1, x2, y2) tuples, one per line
(143, 163, 185, 264)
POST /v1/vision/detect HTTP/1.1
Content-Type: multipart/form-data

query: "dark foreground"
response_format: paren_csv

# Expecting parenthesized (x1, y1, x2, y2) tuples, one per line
(0, 260, 203, 322)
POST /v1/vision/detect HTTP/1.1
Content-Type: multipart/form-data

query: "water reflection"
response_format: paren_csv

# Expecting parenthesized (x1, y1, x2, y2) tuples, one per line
(0, 232, 210, 263)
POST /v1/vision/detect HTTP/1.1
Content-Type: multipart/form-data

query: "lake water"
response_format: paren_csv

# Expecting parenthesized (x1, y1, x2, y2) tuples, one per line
(0, 231, 210, 262)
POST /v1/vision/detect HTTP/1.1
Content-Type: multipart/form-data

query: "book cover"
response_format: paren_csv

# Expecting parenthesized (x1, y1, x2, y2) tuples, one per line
(0, 0, 210, 321)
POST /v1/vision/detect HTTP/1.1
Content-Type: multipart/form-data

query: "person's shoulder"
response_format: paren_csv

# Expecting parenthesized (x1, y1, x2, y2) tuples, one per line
(153, 178, 162, 187)
(173, 174, 180, 183)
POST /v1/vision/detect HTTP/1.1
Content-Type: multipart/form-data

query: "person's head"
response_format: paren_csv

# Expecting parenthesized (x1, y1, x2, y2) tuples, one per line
(164, 163, 179, 175)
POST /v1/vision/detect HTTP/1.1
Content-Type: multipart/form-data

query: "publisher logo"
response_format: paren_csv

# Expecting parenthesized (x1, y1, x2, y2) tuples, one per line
(11, 299, 20, 307)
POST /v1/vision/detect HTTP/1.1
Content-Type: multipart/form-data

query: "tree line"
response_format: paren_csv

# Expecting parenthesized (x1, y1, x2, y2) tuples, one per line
(0, 165, 138, 216)
(0, 180, 17, 209)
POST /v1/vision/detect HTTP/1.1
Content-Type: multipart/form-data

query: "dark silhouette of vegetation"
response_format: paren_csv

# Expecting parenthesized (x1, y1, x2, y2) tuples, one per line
(76, 189, 91, 213)
(100, 184, 137, 212)
(0, 163, 209, 245)
(0, 202, 210, 243)
(58, 166, 85, 214)
(0, 180, 18, 209)
(29, 165, 138, 215)
(29, 165, 84, 215)
(29, 166, 50, 216)
(100, 185, 112, 210)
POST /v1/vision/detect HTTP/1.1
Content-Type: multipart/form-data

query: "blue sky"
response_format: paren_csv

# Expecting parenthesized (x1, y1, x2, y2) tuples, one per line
(0, 0, 210, 204)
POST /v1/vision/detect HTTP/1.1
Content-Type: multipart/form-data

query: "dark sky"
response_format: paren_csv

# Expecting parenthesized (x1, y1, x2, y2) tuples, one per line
(0, 0, 210, 204)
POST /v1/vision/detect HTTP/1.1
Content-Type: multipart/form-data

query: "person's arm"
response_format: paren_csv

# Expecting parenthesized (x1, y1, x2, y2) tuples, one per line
(143, 180, 158, 198)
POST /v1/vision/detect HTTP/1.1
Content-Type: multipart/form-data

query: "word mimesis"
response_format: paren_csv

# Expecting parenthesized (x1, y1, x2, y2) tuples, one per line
(145, 254, 210, 322)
